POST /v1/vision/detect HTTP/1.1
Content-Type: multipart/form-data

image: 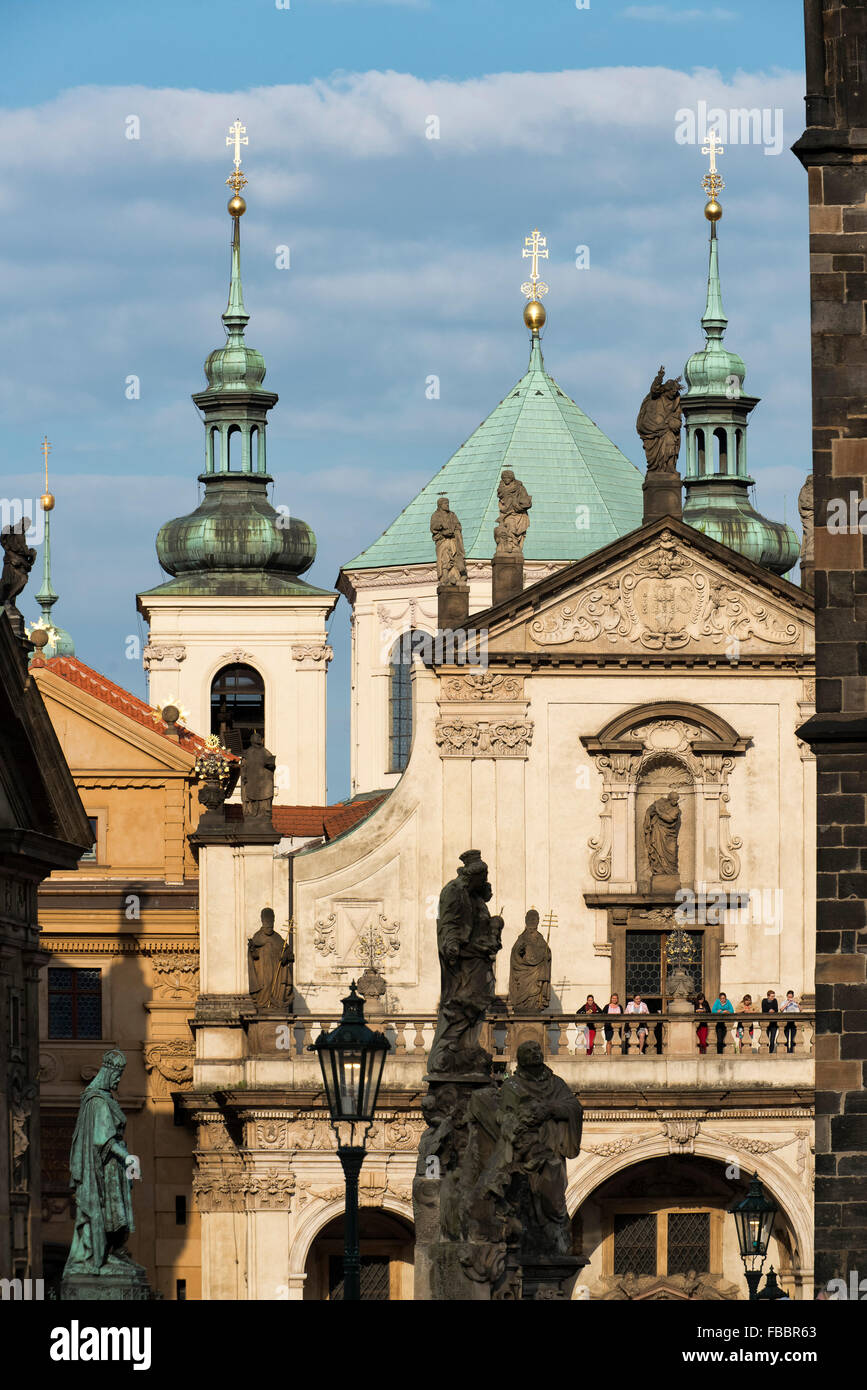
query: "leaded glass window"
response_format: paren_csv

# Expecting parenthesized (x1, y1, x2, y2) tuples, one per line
(667, 1212, 710, 1275)
(613, 1212, 657, 1277)
(625, 930, 703, 1006)
(48, 967, 102, 1039)
(388, 631, 426, 773)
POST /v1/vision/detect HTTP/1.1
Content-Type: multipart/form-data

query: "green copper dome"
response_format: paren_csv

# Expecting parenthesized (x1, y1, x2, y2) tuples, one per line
(29, 504, 75, 659)
(343, 335, 643, 571)
(681, 222, 799, 577)
(155, 475, 316, 581)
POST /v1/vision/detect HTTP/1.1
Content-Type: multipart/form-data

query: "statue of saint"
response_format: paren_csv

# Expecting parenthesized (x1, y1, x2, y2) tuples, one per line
(63, 1050, 145, 1280)
(428, 850, 503, 1075)
(636, 366, 683, 473)
(494, 470, 532, 556)
(798, 474, 813, 565)
(248, 908, 294, 1010)
(465, 1040, 583, 1258)
(430, 497, 468, 587)
(508, 909, 551, 1013)
(240, 730, 276, 820)
(0, 520, 37, 611)
(644, 790, 682, 876)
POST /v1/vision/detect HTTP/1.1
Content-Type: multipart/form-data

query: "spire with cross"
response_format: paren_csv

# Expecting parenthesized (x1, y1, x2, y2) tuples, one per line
(701, 127, 725, 204)
(226, 117, 248, 197)
(521, 228, 550, 301)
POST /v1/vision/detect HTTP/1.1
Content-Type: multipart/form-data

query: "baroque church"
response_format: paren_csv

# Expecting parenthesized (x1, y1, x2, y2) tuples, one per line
(30, 131, 815, 1300)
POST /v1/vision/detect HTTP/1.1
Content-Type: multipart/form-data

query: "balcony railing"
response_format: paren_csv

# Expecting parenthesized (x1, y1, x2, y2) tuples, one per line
(287, 1011, 814, 1060)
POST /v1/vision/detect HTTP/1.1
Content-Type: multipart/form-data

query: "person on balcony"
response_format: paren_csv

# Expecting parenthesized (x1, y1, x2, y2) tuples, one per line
(625, 993, 650, 1053)
(782, 990, 800, 1053)
(694, 992, 711, 1054)
(761, 988, 780, 1053)
(712, 991, 733, 1053)
(581, 994, 600, 1055)
(734, 995, 759, 1053)
(601, 993, 622, 1056)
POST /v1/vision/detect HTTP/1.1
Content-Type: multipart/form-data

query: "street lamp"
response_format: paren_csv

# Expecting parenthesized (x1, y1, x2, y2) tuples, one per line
(311, 981, 390, 1301)
(728, 1173, 778, 1300)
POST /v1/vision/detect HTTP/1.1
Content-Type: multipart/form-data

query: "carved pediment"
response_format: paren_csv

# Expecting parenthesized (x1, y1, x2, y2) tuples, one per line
(485, 529, 811, 660)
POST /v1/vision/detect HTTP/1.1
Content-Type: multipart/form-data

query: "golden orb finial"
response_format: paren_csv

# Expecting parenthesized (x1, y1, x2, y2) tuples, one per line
(701, 128, 724, 222)
(523, 299, 546, 332)
(704, 197, 723, 222)
(40, 436, 54, 509)
(40, 492, 55, 511)
(228, 194, 247, 217)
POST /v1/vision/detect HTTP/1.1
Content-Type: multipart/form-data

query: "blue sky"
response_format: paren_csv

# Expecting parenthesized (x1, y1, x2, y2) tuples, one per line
(3, 1, 809, 800)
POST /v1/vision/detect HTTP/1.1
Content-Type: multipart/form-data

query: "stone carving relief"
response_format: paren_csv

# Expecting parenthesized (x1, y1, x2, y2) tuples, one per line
(149, 951, 199, 1000)
(529, 532, 802, 653)
(143, 1039, 195, 1098)
(219, 648, 253, 663)
(195, 1115, 237, 1153)
(193, 1167, 295, 1212)
(435, 717, 533, 759)
(313, 912, 337, 956)
(142, 643, 187, 669)
(291, 643, 334, 669)
(441, 672, 524, 702)
(313, 904, 401, 971)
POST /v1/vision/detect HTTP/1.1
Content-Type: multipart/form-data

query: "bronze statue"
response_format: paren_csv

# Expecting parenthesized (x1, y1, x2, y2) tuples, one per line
(247, 908, 293, 1009)
(508, 909, 551, 1013)
(240, 730, 276, 820)
(494, 470, 532, 556)
(430, 496, 468, 587)
(636, 366, 683, 473)
(0, 520, 37, 611)
(428, 850, 503, 1075)
(63, 1050, 145, 1280)
(644, 790, 682, 876)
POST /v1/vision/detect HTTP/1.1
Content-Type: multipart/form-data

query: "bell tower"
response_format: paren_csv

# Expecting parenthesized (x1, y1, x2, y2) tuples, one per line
(138, 119, 336, 805)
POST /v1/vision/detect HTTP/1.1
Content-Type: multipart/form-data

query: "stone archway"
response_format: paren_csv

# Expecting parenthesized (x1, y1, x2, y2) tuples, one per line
(302, 1207, 415, 1301)
(289, 1196, 415, 1301)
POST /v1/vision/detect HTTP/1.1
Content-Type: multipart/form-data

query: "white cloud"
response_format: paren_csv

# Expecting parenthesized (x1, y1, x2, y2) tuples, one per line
(623, 5, 737, 20)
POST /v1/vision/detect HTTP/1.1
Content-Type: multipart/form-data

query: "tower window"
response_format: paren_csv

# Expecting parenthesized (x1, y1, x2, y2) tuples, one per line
(388, 631, 425, 773)
(48, 968, 102, 1039)
(211, 663, 265, 755)
(713, 426, 728, 474)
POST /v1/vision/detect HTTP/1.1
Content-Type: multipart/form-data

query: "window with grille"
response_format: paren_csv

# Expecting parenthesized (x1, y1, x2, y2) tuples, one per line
(388, 631, 425, 773)
(328, 1255, 390, 1300)
(625, 930, 703, 1006)
(667, 1211, 710, 1275)
(48, 968, 102, 1039)
(613, 1212, 657, 1276)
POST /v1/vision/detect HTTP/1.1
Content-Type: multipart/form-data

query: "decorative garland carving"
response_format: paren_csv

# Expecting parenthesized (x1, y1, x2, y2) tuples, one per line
(435, 717, 533, 759)
(193, 1167, 295, 1212)
(150, 951, 200, 1000)
(143, 1039, 195, 1097)
(291, 644, 334, 669)
(313, 912, 337, 956)
(441, 673, 524, 702)
(143, 643, 187, 669)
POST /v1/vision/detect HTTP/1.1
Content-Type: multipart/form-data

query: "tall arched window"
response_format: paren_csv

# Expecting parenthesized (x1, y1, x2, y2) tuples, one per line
(211, 663, 265, 754)
(388, 630, 426, 773)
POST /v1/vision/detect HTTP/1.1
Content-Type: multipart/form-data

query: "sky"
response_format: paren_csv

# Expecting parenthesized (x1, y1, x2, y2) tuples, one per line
(2, 0, 810, 800)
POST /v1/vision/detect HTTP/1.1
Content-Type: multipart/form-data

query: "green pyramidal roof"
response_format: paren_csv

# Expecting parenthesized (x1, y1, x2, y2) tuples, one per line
(344, 337, 643, 570)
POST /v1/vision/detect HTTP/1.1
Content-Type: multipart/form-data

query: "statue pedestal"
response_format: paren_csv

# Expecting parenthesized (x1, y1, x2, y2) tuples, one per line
(521, 1254, 587, 1301)
(61, 1268, 156, 1301)
(491, 553, 523, 606)
(651, 873, 680, 894)
(437, 583, 469, 632)
(642, 470, 682, 522)
(245, 1009, 294, 1054)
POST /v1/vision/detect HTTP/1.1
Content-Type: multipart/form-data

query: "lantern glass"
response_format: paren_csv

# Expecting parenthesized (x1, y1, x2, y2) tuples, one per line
(312, 982, 390, 1127)
(730, 1176, 777, 1262)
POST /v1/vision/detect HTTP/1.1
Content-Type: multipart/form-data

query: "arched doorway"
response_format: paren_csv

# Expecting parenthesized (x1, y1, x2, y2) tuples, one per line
(303, 1209, 414, 1300)
(573, 1155, 799, 1300)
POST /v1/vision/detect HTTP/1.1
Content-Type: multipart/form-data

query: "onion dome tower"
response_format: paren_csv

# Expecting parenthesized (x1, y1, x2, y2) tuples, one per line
(138, 120, 335, 803)
(29, 437, 75, 659)
(680, 133, 799, 576)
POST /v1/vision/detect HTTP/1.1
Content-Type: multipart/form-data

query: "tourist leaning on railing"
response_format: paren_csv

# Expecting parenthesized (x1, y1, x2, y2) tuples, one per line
(761, 988, 780, 1053)
(694, 992, 711, 1054)
(601, 994, 622, 1055)
(581, 994, 600, 1055)
(782, 990, 800, 1053)
(712, 991, 733, 1053)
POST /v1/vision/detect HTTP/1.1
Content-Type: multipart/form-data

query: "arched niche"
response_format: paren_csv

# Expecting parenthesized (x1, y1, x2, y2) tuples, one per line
(636, 754, 695, 892)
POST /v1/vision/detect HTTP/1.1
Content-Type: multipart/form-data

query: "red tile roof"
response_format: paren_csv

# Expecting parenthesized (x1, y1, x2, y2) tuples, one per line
(225, 795, 388, 841)
(31, 655, 221, 757)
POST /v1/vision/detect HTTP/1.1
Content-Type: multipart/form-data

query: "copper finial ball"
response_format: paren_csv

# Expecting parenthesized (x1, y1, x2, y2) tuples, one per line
(523, 299, 546, 332)
(31, 627, 49, 650)
(161, 704, 180, 726)
(704, 198, 723, 222)
(40, 492, 55, 511)
(228, 194, 247, 217)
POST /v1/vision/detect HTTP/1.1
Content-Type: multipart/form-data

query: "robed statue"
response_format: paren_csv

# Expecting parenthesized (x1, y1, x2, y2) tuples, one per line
(431, 497, 468, 587)
(0, 520, 37, 612)
(464, 1041, 583, 1260)
(494, 470, 532, 556)
(636, 366, 683, 473)
(248, 907, 294, 1010)
(644, 790, 681, 876)
(508, 909, 551, 1013)
(241, 730, 276, 820)
(63, 1050, 145, 1281)
(428, 850, 503, 1075)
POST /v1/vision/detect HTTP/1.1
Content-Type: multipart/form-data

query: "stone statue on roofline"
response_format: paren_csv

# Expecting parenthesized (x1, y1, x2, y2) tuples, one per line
(430, 496, 468, 587)
(240, 729, 276, 821)
(494, 470, 532, 556)
(637, 366, 683, 473)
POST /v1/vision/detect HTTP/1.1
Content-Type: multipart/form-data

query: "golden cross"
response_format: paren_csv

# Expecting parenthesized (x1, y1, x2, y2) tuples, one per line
(701, 127, 725, 200)
(227, 117, 248, 170)
(521, 228, 550, 300)
(41, 435, 51, 490)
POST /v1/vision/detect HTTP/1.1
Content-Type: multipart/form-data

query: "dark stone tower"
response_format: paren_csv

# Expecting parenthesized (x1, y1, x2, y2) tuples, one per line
(793, 0, 867, 1289)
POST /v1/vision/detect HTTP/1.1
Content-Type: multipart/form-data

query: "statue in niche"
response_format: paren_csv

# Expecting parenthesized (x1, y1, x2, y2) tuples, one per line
(240, 730, 276, 820)
(508, 909, 551, 1013)
(428, 849, 503, 1075)
(63, 1050, 146, 1281)
(430, 496, 468, 587)
(494, 470, 532, 556)
(644, 790, 682, 877)
(463, 1040, 583, 1263)
(248, 908, 294, 1010)
(0, 520, 37, 615)
(636, 366, 683, 473)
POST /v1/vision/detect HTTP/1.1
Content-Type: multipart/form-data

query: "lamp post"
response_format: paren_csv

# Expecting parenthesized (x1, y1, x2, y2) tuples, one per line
(728, 1174, 778, 1300)
(311, 981, 390, 1301)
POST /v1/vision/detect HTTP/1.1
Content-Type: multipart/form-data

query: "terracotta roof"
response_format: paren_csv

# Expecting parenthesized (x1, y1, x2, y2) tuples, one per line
(224, 796, 388, 841)
(30, 655, 221, 757)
